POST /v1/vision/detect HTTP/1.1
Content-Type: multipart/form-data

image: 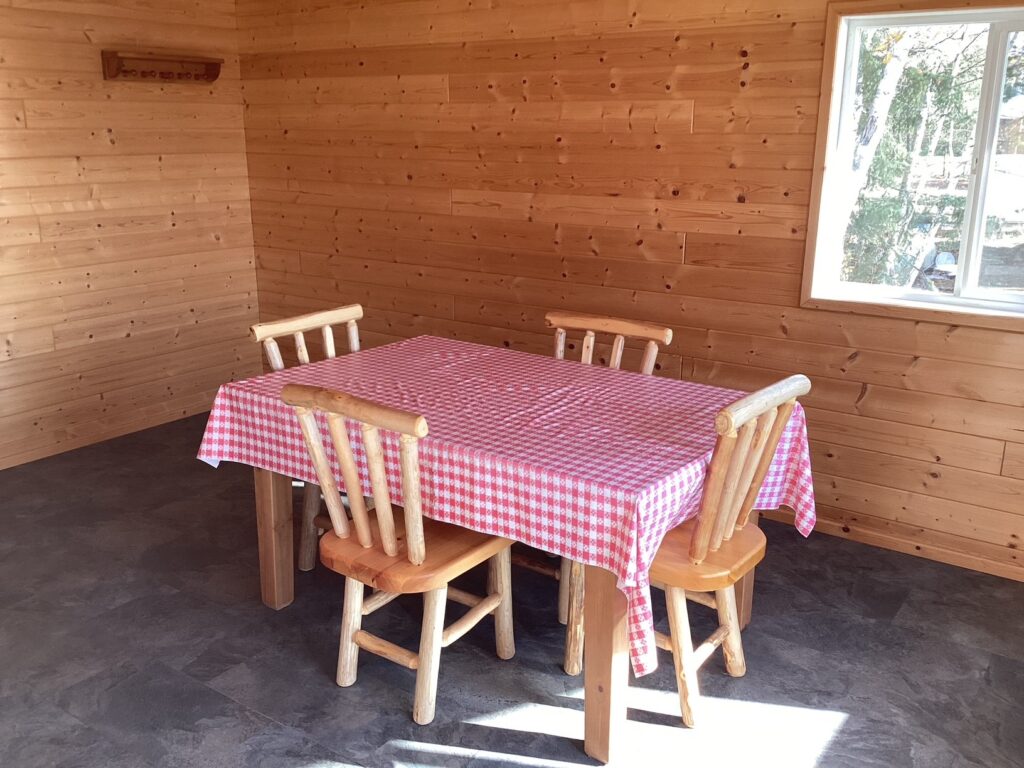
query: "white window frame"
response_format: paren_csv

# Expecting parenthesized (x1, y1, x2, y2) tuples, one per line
(803, 0, 1024, 328)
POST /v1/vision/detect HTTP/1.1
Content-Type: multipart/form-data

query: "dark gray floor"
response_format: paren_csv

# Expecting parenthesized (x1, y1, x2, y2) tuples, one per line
(1, 415, 1022, 768)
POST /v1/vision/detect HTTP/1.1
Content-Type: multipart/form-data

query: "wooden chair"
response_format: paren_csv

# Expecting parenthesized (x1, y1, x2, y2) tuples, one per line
(281, 384, 515, 725)
(543, 310, 674, 675)
(649, 374, 811, 726)
(546, 310, 673, 376)
(250, 304, 364, 571)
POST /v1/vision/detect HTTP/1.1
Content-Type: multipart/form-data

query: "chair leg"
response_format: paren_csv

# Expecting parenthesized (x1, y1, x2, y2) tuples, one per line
(665, 586, 700, 727)
(563, 558, 585, 676)
(337, 577, 365, 687)
(557, 557, 571, 624)
(489, 547, 515, 660)
(715, 585, 747, 677)
(413, 586, 447, 725)
(297, 482, 322, 572)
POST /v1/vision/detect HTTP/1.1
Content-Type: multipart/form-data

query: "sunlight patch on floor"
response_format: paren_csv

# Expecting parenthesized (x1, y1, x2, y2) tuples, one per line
(436, 685, 849, 767)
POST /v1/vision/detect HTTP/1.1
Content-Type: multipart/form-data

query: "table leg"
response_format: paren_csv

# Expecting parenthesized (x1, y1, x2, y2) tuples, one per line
(583, 565, 628, 764)
(254, 468, 294, 609)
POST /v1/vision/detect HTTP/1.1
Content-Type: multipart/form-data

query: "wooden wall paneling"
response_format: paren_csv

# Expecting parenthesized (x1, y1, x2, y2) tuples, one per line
(0, 179, 250, 218)
(772, 504, 1021, 579)
(0, 2, 260, 470)
(448, 188, 807, 240)
(705, 330, 1024, 407)
(22, 100, 243, 129)
(254, 267, 455, 320)
(5, 1, 238, 28)
(0, 316, 255, 392)
(0, 362, 249, 468)
(812, 474, 1021, 549)
(0, 99, 26, 127)
(242, 126, 812, 166)
(690, 359, 1024, 444)
(250, 198, 691, 264)
(247, 152, 812, 206)
(0, 153, 249, 188)
(2, 337, 253, 418)
(0, 5, 236, 48)
(243, 100, 697, 134)
(286, 247, 802, 308)
(1, 267, 254, 345)
(0, 127, 249, 158)
(1003, 443, 1024, 481)
(238, 0, 827, 53)
(805, 408, 1005, 475)
(238, 20, 827, 71)
(810, 442, 1024, 517)
(1, 214, 40, 245)
(445, 63, 822, 102)
(3, 246, 253, 308)
(0, 390, 220, 470)
(0, 223, 255, 278)
(238, 0, 1024, 582)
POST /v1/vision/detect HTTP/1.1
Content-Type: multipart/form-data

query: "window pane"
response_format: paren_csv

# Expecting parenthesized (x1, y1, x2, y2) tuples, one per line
(835, 22, 989, 293)
(977, 31, 1024, 294)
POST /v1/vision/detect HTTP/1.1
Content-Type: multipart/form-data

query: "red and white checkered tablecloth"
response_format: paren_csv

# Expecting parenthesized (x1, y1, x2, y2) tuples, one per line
(198, 335, 815, 676)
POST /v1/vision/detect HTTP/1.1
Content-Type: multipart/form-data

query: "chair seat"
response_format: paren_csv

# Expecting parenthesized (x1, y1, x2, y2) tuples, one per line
(319, 510, 511, 594)
(650, 520, 767, 592)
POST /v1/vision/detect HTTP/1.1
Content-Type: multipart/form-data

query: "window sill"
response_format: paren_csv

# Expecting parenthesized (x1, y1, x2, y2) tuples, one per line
(801, 293, 1024, 333)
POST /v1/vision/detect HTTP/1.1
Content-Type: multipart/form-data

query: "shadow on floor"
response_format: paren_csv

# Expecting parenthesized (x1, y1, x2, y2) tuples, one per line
(0, 415, 1021, 767)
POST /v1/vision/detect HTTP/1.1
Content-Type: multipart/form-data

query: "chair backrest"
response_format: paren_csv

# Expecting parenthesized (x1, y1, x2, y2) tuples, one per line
(544, 311, 673, 375)
(689, 374, 812, 564)
(281, 384, 430, 565)
(251, 304, 364, 371)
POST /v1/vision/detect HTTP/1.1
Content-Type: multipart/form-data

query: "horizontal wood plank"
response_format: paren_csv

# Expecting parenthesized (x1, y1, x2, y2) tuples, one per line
(0, 2, 260, 469)
(1003, 443, 1024, 481)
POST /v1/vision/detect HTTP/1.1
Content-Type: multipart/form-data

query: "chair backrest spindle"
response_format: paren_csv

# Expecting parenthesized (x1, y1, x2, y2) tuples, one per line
(322, 325, 337, 358)
(544, 311, 673, 374)
(580, 330, 596, 365)
(324, 412, 373, 547)
(710, 419, 756, 551)
(346, 319, 361, 353)
(640, 339, 660, 375)
(362, 423, 399, 556)
(263, 337, 285, 371)
(282, 385, 430, 566)
(291, 407, 352, 538)
(251, 304, 364, 371)
(688, 375, 811, 564)
(553, 328, 567, 360)
(294, 331, 310, 365)
(609, 334, 625, 369)
(399, 434, 426, 565)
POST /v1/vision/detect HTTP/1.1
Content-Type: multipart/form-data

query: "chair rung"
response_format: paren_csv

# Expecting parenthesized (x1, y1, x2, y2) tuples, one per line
(685, 591, 717, 610)
(353, 630, 419, 669)
(693, 626, 731, 668)
(510, 551, 561, 580)
(441, 593, 502, 648)
(656, 625, 731, 669)
(362, 590, 400, 615)
(447, 586, 483, 608)
(313, 514, 332, 531)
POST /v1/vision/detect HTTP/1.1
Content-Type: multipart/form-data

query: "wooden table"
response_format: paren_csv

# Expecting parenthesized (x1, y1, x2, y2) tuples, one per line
(200, 337, 812, 763)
